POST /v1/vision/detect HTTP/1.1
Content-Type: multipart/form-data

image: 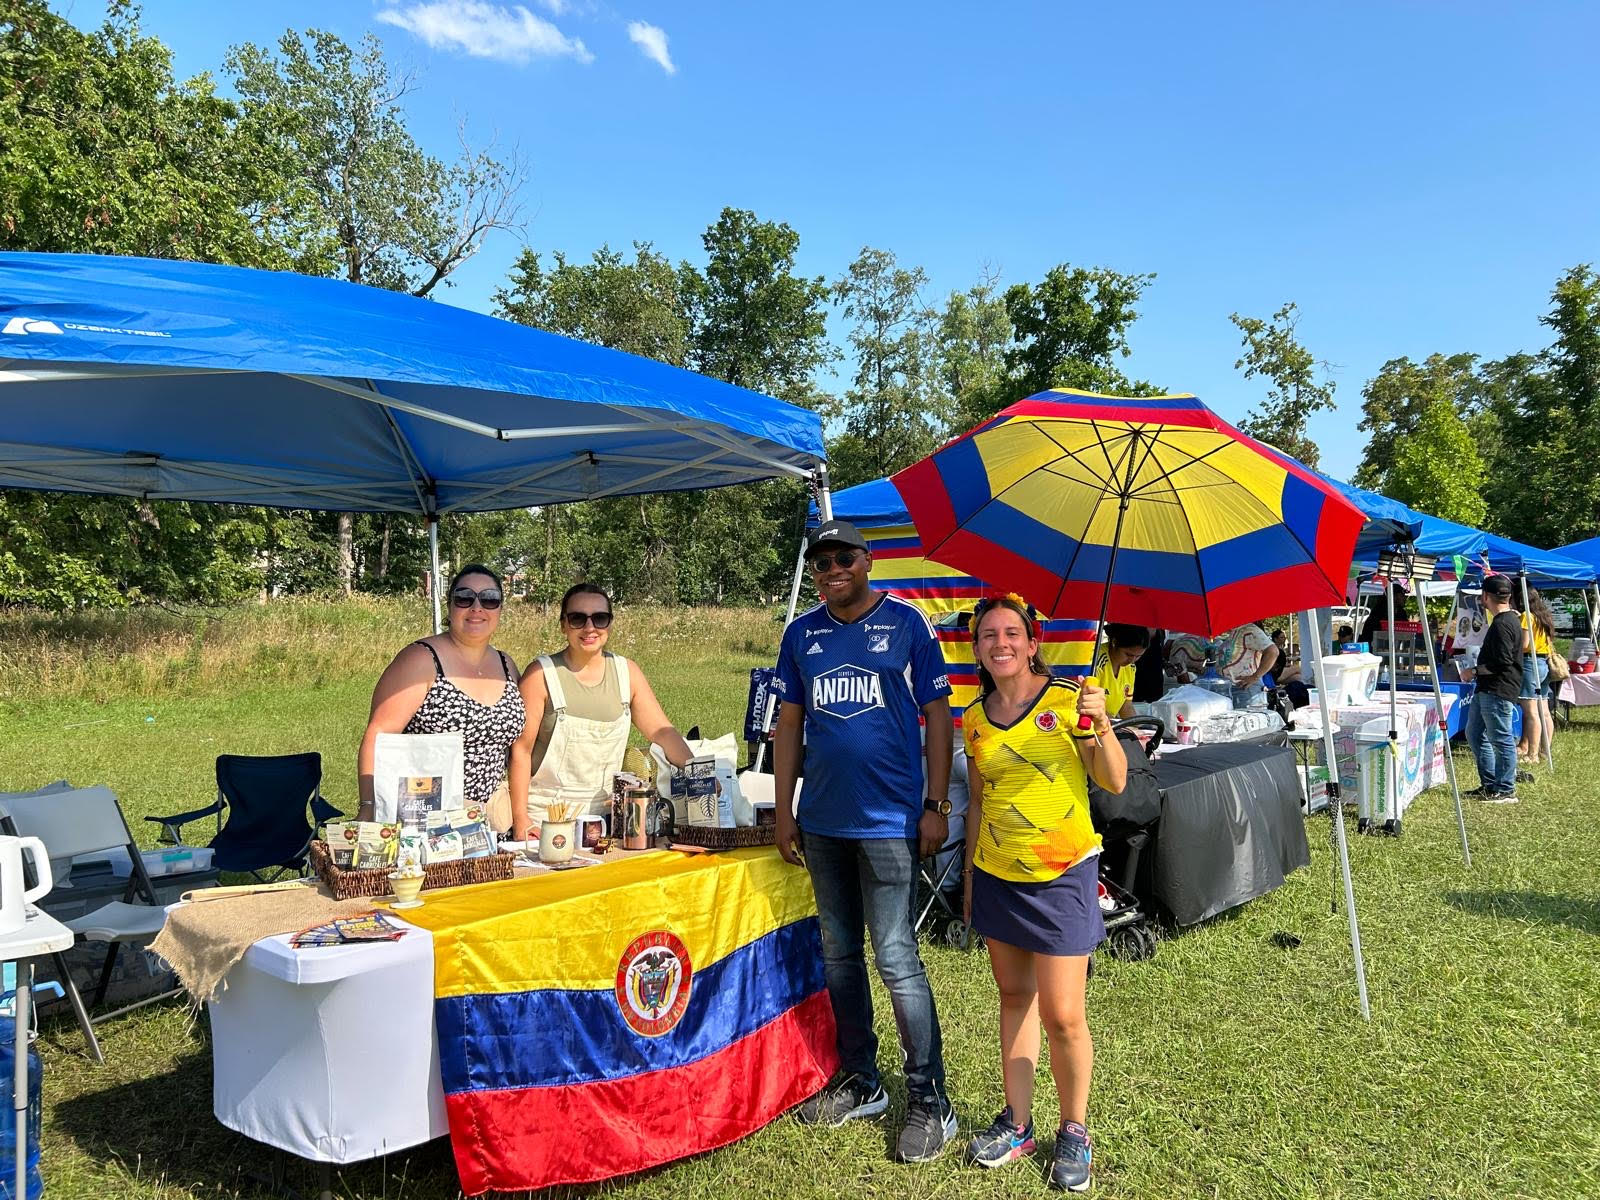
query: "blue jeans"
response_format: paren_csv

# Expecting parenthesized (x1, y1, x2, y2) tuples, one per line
(1467, 692, 1518, 793)
(802, 832, 947, 1106)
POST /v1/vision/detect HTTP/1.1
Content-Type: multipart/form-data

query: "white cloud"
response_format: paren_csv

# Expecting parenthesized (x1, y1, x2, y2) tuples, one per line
(534, 0, 568, 14)
(377, 1, 594, 65)
(626, 20, 675, 75)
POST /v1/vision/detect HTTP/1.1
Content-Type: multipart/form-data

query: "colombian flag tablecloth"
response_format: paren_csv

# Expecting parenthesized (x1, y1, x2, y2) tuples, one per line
(401, 849, 837, 1194)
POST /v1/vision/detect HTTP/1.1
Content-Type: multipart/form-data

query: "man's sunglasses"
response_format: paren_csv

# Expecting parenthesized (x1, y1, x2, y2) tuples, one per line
(451, 588, 504, 610)
(563, 610, 614, 630)
(808, 549, 864, 572)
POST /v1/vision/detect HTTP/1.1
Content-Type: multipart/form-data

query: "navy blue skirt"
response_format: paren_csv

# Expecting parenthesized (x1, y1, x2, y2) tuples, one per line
(971, 855, 1105, 957)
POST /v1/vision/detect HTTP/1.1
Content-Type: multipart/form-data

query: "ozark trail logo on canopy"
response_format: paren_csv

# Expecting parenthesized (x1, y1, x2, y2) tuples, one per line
(2, 317, 62, 336)
(812, 664, 884, 719)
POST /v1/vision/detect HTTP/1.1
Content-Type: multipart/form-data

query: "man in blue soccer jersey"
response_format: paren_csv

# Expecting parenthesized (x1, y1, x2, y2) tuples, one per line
(773, 518, 957, 1163)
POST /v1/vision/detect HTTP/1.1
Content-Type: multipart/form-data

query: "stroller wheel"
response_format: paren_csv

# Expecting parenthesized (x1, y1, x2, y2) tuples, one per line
(1106, 924, 1157, 962)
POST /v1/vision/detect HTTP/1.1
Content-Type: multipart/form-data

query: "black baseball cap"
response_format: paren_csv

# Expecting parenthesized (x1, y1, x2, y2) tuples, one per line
(1482, 574, 1515, 599)
(806, 520, 870, 554)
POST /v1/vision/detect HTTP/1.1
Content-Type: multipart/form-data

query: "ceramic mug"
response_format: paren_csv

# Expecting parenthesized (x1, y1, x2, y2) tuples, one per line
(539, 819, 576, 864)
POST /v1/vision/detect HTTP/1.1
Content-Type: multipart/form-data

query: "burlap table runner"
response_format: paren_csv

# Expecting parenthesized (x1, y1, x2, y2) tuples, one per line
(150, 884, 379, 1004)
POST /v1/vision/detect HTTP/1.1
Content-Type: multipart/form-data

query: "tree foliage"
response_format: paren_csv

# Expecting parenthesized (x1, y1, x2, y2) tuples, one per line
(1354, 353, 1485, 490)
(1229, 303, 1338, 467)
(1386, 400, 1487, 527)
(1004, 264, 1158, 404)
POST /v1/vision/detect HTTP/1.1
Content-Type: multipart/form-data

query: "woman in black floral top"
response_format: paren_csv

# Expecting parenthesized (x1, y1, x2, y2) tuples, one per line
(358, 564, 527, 831)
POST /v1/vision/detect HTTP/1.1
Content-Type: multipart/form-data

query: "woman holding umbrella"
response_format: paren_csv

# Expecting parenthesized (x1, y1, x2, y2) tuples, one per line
(961, 593, 1127, 1191)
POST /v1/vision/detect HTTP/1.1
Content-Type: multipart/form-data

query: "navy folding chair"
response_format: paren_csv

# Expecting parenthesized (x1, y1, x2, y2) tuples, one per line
(149, 753, 341, 881)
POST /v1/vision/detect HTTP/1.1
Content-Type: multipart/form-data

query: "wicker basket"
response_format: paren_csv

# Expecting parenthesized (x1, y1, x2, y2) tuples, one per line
(668, 825, 777, 851)
(309, 839, 517, 900)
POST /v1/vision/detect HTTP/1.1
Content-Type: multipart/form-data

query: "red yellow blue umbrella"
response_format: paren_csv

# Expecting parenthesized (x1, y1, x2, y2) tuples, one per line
(890, 389, 1365, 636)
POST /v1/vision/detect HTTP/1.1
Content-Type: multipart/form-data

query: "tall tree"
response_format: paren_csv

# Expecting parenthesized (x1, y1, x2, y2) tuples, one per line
(1228, 303, 1338, 467)
(1004, 264, 1157, 403)
(228, 28, 524, 592)
(683, 208, 833, 402)
(938, 269, 1014, 429)
(1354, 353, 1485, 490)
(1385, 400, 1488, 526)
(830, 247, 948, 486)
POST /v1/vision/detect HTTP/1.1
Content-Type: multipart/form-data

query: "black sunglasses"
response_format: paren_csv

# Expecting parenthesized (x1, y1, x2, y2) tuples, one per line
(451, 587, 503, 610)
(808, 549, 864, 572)
(563, 610, 614, 630)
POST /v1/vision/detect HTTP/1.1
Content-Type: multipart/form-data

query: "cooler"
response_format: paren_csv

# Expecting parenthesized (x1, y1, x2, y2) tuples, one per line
(1321, 653, 1381, 706)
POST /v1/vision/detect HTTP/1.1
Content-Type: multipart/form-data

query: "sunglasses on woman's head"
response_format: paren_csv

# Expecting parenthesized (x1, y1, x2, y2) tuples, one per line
(451, 587, 503, 610)
(563, 610, 614, 630)
(808, 549, 863, 572)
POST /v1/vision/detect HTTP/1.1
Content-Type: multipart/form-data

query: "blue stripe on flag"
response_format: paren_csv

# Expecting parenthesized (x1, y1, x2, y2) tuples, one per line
(435, 918, 825, 1094)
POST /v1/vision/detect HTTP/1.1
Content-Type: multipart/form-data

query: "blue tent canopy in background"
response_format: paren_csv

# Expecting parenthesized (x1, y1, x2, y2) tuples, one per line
(1554, 536, 1600, 578)
(1480, 531, 1595, 586)
(807, 476, 906, 527)
(0, 253, 825, 515)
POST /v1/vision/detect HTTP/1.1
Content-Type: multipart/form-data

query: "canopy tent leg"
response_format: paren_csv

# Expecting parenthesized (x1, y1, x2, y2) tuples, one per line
(751, 466, 833, 775)
(1384, 582, 1400, 832)
(1411, 558, 1471, 868)
(429, 517, 442, 636)
(1306, 607, 1372, 1020)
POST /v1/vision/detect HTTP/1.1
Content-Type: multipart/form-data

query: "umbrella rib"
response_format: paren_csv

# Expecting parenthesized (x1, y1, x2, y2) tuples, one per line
(1049, 422, 1142, 619)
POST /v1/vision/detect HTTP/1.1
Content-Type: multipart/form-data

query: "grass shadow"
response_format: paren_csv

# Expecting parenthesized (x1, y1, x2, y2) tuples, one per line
(1442, 889, 1600, 936)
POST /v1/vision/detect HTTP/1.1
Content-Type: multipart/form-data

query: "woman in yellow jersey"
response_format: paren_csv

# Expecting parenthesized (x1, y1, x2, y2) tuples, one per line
(1092, 624, 1149, 720)
(1516, 588, 1557, 771)
(960, 594, 1127, 1191)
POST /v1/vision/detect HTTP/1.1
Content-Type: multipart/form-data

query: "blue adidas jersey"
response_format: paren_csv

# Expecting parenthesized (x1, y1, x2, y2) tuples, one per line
(774, 593, 952, 838)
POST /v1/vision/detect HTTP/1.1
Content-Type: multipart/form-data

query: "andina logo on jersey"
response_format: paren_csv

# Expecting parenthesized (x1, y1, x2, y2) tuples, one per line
(812, 664, 885, 719)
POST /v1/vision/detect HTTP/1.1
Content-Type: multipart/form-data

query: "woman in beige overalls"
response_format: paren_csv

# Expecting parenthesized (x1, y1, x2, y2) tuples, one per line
(509, 583, 698, 840)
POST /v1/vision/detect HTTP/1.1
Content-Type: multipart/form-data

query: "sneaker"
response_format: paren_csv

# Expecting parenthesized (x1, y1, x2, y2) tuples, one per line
(1479, 790, 1519, 804)
(894, 1099, 958, 1163)
(1049, 1121, 1093, 1192)
(1463, 785, 1491, 798)
(795, 1073, 889, 1127)
(967, 1106, 1036, 1168)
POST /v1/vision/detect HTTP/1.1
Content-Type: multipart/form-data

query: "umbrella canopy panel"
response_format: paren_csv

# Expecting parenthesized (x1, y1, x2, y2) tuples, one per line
(0, 253, 824, 514)
(893, 391, 1364, 634)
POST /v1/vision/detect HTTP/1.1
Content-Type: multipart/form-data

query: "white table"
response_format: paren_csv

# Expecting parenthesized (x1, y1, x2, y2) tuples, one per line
(1286, 724, 1339, 814)
(208, 923, 446, 1165)
(2, 908, 74, 1200)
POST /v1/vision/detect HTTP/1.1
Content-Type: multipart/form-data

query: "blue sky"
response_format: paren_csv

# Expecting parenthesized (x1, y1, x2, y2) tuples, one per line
(60, 0, 1600, 481)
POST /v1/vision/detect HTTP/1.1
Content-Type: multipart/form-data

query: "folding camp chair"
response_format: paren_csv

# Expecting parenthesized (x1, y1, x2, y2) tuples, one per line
(148, 753, 341, 881)
(5, 785, 173, 1062)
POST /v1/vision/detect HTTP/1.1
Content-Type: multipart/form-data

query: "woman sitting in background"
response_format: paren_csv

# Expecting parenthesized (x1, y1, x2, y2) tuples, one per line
(510, 583, 698, 839)
(358, 564, 525, 831)
(1094, 624, 1149, 720)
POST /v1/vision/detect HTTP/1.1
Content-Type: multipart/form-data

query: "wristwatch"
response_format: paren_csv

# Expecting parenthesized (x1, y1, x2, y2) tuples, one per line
(923, 796, 953, 816)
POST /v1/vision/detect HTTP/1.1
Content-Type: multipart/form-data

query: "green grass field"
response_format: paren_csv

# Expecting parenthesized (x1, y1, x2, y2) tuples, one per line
(3, 600, 1596, 1200)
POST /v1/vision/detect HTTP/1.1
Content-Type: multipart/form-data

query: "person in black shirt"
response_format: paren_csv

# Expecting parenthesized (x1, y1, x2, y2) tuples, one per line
(1463, 574, 1523, 802)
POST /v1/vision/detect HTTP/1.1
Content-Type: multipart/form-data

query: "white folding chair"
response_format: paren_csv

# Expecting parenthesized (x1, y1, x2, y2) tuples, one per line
(6, 785, 173, 1061)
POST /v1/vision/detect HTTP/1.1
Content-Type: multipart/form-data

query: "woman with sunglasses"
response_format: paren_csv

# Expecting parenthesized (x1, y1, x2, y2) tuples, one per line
(358, 564, 526, 831)
(510, 582, 698, 839)
(961, 593, 1126, 1193)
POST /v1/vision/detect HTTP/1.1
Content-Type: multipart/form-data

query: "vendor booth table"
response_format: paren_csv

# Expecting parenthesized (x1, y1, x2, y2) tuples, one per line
(1150, 743, 1310, 927)
(1557, 672, 1600, 707)
(206, 848, 835, 1196)
(1325, 690, 1456, 832)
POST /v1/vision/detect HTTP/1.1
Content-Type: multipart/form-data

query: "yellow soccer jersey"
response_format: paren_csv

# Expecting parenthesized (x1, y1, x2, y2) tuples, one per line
(1093, 660, 1136, 716)
(963, 681, 1102, 883)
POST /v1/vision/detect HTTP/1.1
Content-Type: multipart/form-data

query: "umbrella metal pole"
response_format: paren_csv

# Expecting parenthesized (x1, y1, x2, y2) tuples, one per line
(428, 516, 442, 636)
(1307, 606, 1372, 1020)
(1411, 559, 1471, 868)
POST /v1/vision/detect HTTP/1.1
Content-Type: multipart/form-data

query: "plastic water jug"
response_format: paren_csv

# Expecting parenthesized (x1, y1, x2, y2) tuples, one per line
(0, 1035, 42, 1200)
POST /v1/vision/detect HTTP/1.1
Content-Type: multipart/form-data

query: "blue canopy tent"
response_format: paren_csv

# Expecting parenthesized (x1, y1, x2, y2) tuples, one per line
(0, 253, 827, 628)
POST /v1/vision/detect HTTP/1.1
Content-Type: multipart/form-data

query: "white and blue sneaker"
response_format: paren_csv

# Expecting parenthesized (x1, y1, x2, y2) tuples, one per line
(1049, 1121, 1093, 1192)
(967, 1106, 1036, 1168)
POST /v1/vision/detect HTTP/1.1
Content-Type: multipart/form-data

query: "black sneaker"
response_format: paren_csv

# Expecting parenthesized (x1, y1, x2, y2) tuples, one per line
(1048, 1121, 1093, 1192)
(795, 1073, 889, 1127)
(894, 1099, 958, 1163)
(1478, 790, 1519, 804)
(967, 1105, 1036, 1168)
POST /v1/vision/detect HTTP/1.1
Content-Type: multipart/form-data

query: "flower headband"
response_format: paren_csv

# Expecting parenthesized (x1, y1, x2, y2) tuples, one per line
(971, 591, 1040, 638)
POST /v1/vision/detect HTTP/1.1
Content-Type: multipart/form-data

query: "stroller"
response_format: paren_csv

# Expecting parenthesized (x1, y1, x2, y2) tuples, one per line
(1089, 717, 1164, 961)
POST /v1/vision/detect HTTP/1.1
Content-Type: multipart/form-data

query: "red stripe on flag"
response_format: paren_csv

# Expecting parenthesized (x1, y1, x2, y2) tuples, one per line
(444, 990, 839, 1196)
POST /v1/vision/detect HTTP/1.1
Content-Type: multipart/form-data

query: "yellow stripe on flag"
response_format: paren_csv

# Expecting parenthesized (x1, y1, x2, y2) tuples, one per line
(399, 848, 817, 997)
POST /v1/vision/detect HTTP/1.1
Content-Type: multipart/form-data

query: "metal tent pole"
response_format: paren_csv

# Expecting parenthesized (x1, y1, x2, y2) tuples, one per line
(428, 516, 442, 636)
(1411, 558, 1472, 867)
(1307, 607, 1371, 1020)
(1383, 582, 1400, 833)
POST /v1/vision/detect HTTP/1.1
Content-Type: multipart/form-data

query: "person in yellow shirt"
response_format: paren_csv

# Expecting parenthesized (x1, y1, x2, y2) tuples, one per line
(1516, 588, 1557, 770)
(1092, 624, 1149, 721)
(960, 594, 1127, 1191)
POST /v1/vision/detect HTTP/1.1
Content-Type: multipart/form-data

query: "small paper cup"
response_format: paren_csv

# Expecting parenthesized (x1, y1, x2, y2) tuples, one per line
(389, 872, 425, 905)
